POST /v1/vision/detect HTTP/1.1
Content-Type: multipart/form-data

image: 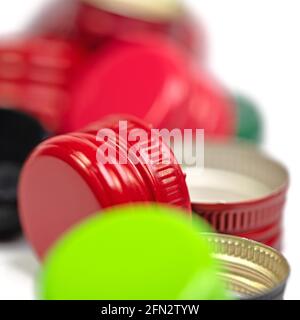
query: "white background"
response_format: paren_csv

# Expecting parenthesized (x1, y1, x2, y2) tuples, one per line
(0, 0, 299, 300)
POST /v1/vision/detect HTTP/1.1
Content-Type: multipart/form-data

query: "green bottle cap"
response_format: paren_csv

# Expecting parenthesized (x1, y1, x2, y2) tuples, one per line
(235, 94, 263, 143)
(39, 204, 229, 300)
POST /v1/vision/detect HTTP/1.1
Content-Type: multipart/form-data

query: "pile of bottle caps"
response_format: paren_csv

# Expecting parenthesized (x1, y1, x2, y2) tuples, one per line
(0, 0, 290, 300)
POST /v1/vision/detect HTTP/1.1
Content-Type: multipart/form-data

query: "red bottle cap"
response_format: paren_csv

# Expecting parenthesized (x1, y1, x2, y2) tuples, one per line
(183, 73, 236, 139)
(24, 38, 83, 87)
(0, 40, 27, 82)
(0, 37, 82, 86)
(181, 141, 289, 235)
(0, 38, 83, 132)
(77, 1, 206, 58)
(19, 115, 191, 259)
(77, 2, 173, 50)
(62, 35, 194, 132)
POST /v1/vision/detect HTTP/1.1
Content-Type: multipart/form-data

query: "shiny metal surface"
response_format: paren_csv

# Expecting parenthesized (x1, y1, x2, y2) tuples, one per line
(203, 233, 290, 300)
(82, 0, 182, 21)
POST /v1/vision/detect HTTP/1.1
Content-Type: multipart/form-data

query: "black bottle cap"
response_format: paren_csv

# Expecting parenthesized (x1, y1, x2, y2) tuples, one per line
(0, 107, 48, 238)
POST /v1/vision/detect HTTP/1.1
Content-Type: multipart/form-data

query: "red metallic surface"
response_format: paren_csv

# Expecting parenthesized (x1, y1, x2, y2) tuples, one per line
(62, 35, 194, 133)
(192, 188, 287, 234)
(171, 11, 206, 59)
(182, 73, 236, 139)
(263, 233, 282, 250)
(234, 220, 282, 242)
(77, 2, 174, 49)
(0, 42, 27, 82)
(76, 2, 206, 58)
(0, 38, 82, 132)
(28, 0, 80, 41)
(188, 142, 288, 247)
(0, 38, 82, 86)
(19, 116, 191, 259)
(0, 81, 69, 133)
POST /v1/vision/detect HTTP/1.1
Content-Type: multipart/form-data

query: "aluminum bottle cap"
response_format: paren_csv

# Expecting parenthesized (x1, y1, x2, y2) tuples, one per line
(178, 140, 289, 234)
(63, 35, 194, 133)
(204, 233, 290, 300)
(19, 115, 191, 259)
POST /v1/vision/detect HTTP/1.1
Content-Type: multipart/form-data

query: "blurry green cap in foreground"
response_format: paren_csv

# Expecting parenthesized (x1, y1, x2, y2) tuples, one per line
(234, 94, 263, 143)
(39, 204, 229, 300)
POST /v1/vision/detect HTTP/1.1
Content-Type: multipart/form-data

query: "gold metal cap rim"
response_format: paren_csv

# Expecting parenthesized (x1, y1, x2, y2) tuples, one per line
(81, 0, 183, 22)
(202, 233, 290, 299)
